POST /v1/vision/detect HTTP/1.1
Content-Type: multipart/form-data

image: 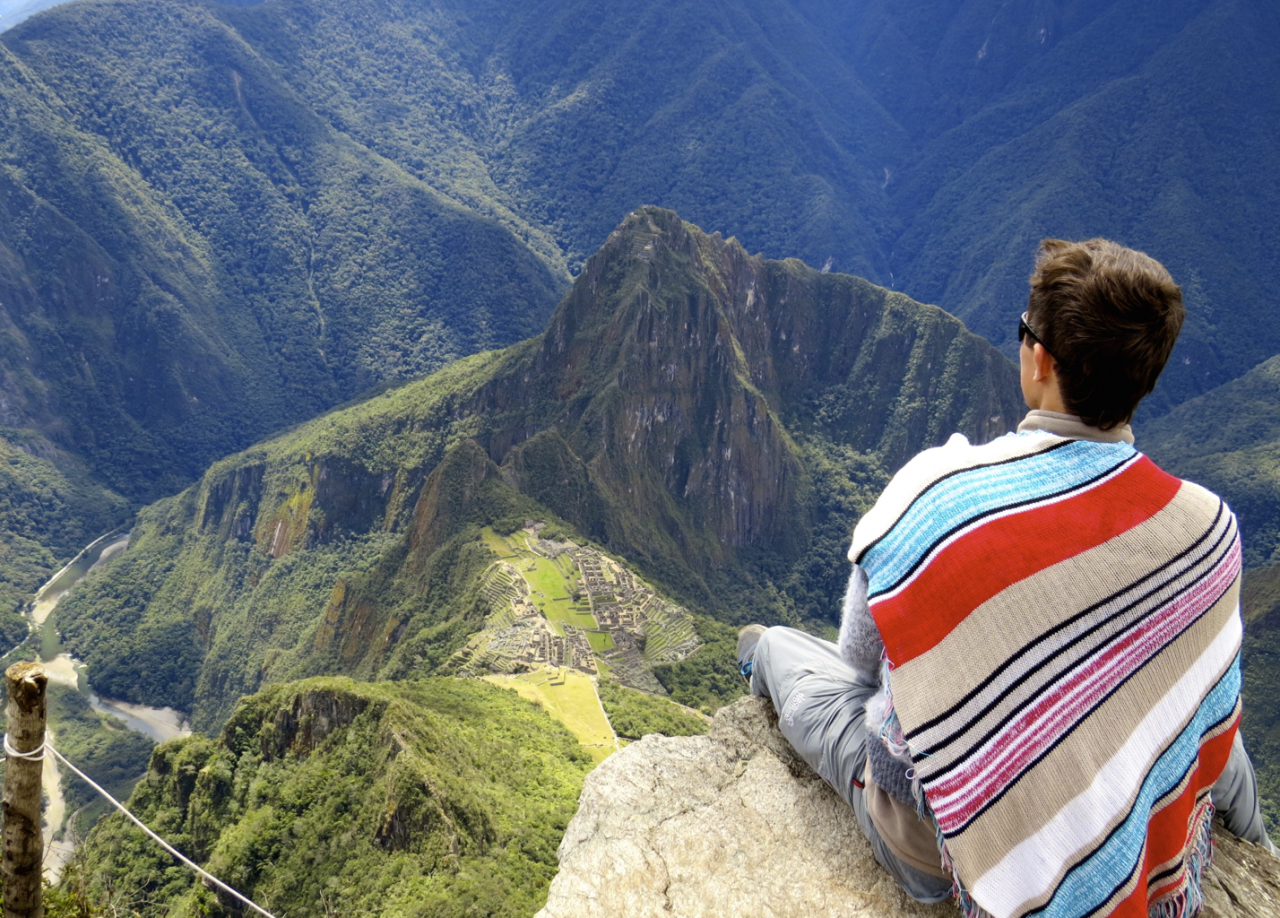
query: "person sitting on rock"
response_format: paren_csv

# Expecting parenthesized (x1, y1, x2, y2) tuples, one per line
(737, 238, 1277, 918)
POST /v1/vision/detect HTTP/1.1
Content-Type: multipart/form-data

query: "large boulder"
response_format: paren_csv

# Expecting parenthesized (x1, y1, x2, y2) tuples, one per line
(537, 696, 1280, 917)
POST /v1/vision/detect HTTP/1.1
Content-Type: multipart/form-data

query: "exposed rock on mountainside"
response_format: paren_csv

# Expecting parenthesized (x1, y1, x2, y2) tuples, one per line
(467, 207, 1021, 569)
(55, 209, 1023, 728)
(537, 696, 1280, 918)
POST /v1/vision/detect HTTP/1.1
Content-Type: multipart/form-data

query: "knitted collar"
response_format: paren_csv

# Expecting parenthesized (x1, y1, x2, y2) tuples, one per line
(1016, 409, 1134, 444)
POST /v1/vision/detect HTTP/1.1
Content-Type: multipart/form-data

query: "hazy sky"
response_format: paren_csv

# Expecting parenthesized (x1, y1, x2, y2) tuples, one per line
(0, 0, 70, 32)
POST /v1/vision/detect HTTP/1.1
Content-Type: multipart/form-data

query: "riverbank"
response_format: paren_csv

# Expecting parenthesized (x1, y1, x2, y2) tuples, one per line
(17, 528, 193, 881)
(30, 531, 129, 628)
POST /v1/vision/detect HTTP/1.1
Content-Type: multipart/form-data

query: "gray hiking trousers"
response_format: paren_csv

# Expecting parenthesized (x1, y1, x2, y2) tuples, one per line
(747, 627, 1277, 904)
(747, 626, 953, 902)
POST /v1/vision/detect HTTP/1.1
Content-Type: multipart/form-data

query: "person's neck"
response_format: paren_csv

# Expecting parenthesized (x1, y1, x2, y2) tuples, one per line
(1026, 389, 1068, 413)
(1018, 410, 1135, 445)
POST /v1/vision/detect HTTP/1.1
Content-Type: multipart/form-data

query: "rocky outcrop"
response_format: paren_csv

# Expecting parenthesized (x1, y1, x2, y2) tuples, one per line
(473, 207, 1025, 576)
(228, 683, 372, 761)
(537, 696, 1280, 918)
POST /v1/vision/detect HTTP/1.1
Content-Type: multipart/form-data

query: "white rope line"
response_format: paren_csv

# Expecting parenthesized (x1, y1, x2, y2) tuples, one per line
(4, 733, 46, 761)
(4, 735, 281, 918)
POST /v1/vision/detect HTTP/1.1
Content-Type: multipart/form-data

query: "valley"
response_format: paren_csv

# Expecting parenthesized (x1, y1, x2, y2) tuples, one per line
(0, 0, 1273, 912)
(15, 517, 704, 892)
(0, 527, 190, 882)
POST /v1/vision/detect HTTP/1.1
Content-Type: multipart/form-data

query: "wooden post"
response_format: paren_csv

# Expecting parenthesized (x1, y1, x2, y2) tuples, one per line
(2, 663, 47, 918)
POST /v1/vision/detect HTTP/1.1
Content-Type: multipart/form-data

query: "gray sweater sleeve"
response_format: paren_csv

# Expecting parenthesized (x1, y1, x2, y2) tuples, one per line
(839, 565, 918, 805)
(838, 565, 883, 683)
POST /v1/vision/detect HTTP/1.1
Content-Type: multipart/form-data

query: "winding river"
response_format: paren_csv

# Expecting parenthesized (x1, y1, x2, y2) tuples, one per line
(18, 531, 191, 880)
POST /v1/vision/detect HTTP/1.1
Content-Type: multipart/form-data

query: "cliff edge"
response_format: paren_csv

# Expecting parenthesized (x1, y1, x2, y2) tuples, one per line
(537, 696, 1280, 918)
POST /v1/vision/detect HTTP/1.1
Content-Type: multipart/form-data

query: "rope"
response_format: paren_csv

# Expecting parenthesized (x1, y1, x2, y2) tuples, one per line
(4, 735, 280, 918)
(4, 734, 46, 761)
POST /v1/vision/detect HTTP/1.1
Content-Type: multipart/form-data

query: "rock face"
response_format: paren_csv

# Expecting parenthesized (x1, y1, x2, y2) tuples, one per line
(58, 207, 1026, 727)
(475, 207, 1024, 566)
(537, 696, 1280, 918)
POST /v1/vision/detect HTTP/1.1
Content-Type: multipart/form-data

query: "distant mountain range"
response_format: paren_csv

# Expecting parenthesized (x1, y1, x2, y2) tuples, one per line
(2, 0, 1276, 489)
(3, 0, 1275, 649)
(54, 208, 1022, 728)
(2, 1, 1278, 896)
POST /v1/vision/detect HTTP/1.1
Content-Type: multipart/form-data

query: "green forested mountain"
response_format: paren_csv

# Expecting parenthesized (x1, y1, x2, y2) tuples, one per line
(54, 209, 1023, 729)
(1141, 355, 1280, 571)
(0, 430, 127, 641)
(73, 677, 594, 918)
(1, 0, 1274, 494)
(0, 0, 566, 503)
(796, 0, 1280, 413)
(1, 0, 1274, 605)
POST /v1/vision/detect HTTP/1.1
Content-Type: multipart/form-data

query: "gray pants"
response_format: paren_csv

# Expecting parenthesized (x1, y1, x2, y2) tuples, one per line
(1214, 731, 1277, 853)
(747, 627, 1277, 903)
(747, 627, 953, 903)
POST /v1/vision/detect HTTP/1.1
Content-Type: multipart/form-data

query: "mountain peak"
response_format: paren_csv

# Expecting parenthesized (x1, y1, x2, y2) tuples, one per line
(476, 209, 1023, 579)
(57, 212, 1023, 730)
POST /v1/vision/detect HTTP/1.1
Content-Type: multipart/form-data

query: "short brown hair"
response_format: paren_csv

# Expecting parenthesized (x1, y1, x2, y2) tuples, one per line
(1027, 238, 1184, 430)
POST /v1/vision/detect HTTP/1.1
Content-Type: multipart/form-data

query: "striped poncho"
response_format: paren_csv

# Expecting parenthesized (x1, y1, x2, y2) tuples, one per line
(849, 429, 1242, 918)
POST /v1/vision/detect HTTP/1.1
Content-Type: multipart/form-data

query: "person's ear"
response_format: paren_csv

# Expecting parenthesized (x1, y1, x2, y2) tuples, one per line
(1033, 343, 1057, 382)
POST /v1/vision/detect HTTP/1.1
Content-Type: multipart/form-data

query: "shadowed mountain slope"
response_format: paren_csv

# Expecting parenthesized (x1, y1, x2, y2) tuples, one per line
(0, 0, 566, 502)
(0, 0, 1274, 511)
(790, 0, 1280, 411)
(206, 0, 1279, 411)
(55, 209, 1022, 728)
(1142, 355, 1280, 571)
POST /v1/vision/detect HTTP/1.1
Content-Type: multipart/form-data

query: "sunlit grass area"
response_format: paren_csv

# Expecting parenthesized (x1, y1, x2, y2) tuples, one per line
(481, 528, 521, 558)
(485, 669, 616, 762)
(484, 529, 598, 628)
(586, 631, 614, 653)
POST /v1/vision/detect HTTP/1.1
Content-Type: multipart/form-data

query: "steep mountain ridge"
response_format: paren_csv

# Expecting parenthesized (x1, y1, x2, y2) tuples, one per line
(466, 209, 1017, 564)
(0, 0, 1274, 514)
(54, 209, 1023, 729)
(73, 677, 594, 918)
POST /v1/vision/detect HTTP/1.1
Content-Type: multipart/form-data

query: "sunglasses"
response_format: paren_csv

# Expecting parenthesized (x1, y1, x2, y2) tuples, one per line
(1018, 311, 1057, 362)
